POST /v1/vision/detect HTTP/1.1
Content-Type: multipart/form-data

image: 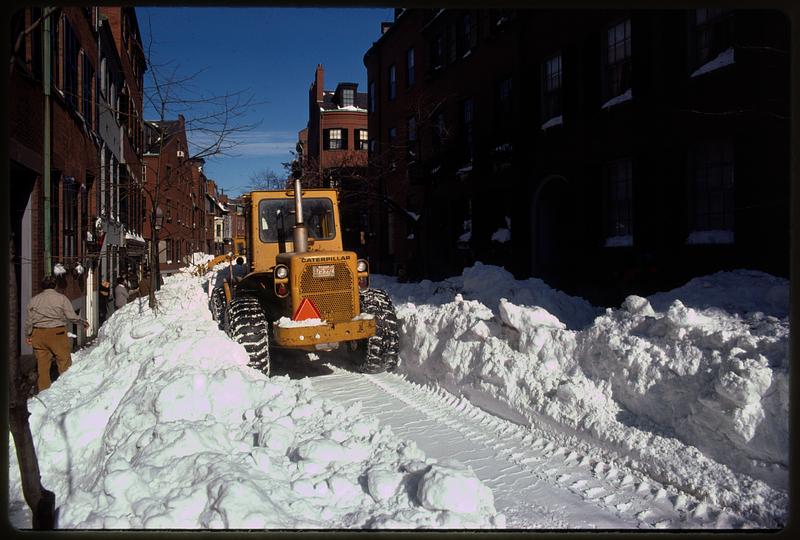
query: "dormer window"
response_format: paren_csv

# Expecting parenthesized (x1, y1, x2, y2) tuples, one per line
(342, 88, 354, 107)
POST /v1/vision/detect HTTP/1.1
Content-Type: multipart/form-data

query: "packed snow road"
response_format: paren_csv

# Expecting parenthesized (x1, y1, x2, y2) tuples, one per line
(288, 357, 752, 529)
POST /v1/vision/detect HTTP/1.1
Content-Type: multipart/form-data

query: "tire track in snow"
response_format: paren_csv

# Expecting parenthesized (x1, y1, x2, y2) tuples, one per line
(307, 366, 737, 529)
(308, 365, 748, 529)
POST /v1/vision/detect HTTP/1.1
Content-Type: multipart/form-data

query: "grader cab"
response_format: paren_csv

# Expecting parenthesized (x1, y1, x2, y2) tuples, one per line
(209, 179, 399, 376)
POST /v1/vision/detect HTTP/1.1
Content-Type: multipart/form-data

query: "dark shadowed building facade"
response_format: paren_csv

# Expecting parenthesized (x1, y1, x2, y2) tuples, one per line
(364, 8, 789, 304)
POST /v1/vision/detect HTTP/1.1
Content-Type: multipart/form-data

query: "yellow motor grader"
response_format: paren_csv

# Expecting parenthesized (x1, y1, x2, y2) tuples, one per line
(209, 179, 399, 376)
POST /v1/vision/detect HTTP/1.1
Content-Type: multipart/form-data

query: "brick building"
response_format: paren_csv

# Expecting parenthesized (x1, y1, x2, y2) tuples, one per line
(143, 115, 206, 274)
(298, 64, 370, 256)
(10, 7, 146, 354)
(364, 8, 790, 304)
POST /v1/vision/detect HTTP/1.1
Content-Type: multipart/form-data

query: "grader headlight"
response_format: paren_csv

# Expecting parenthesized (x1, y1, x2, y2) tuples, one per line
(356, 259, 369, 289)
(274, 264, 289, 297)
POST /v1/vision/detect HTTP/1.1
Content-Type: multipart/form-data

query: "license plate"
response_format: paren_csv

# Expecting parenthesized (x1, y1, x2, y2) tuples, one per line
(312, 264, 335, 278)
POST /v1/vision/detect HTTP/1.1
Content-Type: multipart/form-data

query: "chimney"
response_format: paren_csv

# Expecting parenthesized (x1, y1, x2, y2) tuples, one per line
(314, 64, 324, 103)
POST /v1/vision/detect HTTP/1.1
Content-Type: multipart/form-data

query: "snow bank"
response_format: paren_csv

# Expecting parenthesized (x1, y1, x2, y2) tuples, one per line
(647, 269, 790, 318)
(373, 262, 599, 330)
(384, 264, 788, 527)
(8, 269, 501, 529)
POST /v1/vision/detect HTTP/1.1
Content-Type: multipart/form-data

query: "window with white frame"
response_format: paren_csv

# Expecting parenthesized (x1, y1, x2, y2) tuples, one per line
(603, 158, 633, 245)
(324, 128, 344, 150)
(341, 88, 354, 107)
(542, 54, 562, 121)
(604, 19, 631, 101)
(356, 129, 369, 150)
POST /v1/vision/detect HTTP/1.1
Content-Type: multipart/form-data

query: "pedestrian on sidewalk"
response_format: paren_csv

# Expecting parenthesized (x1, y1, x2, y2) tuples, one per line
(114, 276, 135, 309)
(24, 275, 89, 392)
(137, 268, 153, 311)
(99, 278, 112, 324)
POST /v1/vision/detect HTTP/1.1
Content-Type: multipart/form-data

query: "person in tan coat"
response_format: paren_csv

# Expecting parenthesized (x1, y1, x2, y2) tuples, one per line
(24, 275, 88, 392)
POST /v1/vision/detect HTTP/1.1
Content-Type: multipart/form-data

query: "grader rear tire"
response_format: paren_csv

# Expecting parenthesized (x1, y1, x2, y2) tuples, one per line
(227, 295, 270, 375)
(350, 288, 399, 374)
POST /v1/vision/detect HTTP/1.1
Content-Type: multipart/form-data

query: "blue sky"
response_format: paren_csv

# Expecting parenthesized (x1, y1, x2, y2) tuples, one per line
(137, 7, 393, 197)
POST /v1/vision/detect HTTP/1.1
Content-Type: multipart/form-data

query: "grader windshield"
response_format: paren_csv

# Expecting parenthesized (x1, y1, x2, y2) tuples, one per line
(257, 197, 336, 242)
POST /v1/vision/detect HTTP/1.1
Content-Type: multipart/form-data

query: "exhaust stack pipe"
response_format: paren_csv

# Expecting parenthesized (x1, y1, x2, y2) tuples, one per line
(292, 178, 309, 253)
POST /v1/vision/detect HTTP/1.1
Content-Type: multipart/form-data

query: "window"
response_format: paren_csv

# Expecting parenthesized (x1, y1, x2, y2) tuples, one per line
(388, 64, 396, 100)
(63, 19, 79, 108)
(457, 13, 476, 56)
(406, 47, 415, 86)
(692, 8, 733, 69)
(341, 88, 354, 107)
(447, 24, 457, 63)
(82, 53, 94, 124)
(430, 34, 444, 69)
(82, 173, 92, 246)
(388, 127, 397, 170)
(368, 80, 376, 112)
(323, 128, 345, 150)
(497, 77, 513, 126)
(258, 197, 335, 243)
(542, 54, 562, 121)
(689, 141, 734, 236)
(355, 129, 369, 150)
(462, 98, 474, 162)
(407, 116, 417, 143)
(63, 176, 78, 260)
(604, 19, 631, 101)
(407, 116, 417, 161)
(432, 111, 446, 149)
(603, 158, 633, 243)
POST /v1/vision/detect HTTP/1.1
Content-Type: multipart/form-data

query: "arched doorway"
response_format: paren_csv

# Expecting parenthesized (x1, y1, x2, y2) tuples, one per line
(530, 175, 574, 290)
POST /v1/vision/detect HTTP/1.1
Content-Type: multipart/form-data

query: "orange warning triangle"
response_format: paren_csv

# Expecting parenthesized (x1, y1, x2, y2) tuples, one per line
(292, 298, 322, 321)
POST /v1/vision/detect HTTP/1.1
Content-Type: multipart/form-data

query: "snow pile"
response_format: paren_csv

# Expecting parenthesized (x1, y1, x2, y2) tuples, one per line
(578, 296, 790, 487)
(8, 270, 501, 529)
(372, 262, 599, 331)
(647, 269, 789, 318)
(383, 264, 788, 526)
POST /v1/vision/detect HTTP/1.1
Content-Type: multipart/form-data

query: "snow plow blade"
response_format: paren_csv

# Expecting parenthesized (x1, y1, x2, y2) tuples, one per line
(273, 318, 376, 348)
